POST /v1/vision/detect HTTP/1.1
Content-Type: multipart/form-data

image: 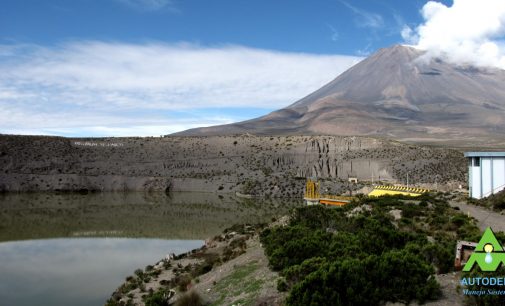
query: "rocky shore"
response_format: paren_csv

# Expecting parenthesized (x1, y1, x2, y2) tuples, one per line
(107, 223, 285, 306)
(106, 212, 467, 306)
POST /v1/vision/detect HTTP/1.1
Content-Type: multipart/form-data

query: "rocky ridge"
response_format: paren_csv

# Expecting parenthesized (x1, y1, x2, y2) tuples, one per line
(0, 134, 465, 194)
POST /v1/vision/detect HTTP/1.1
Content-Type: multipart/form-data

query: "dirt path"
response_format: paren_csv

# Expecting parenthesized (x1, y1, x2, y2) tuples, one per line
(449, 201, 505, 232)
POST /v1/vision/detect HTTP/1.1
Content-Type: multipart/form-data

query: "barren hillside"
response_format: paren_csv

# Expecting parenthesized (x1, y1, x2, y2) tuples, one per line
(0, 134, 465, 195)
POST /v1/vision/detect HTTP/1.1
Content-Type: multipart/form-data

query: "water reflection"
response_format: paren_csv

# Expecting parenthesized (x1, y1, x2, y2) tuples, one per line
(0, 238, 202, 306)
(0, 192, 301, 241)
(0, 192, 302, 305)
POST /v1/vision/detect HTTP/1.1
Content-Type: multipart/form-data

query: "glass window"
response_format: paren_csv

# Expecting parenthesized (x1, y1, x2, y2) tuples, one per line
(473, 157, 480, 167)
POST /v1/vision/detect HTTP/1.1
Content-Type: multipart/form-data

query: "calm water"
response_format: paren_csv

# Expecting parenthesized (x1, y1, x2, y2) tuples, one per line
(0, 192, 301, 306)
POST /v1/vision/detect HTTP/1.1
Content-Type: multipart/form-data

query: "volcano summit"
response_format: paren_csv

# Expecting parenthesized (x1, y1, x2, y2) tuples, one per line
(178, 45, 505, 147)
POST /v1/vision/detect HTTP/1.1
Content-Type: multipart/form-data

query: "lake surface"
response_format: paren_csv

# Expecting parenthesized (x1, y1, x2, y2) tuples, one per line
(0, 192, 301, 306)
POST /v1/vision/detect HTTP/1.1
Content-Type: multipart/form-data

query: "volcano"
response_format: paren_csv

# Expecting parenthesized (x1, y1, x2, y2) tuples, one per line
(176, 45, 505, 147)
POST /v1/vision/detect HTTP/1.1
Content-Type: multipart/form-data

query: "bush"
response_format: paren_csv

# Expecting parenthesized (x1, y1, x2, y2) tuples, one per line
(190, 261, 212, 277)
(175, 274, 192, 292)
(229, 236, 247, 250)
(260, 225, 332, 270)
(144, 292, 166, 306)
(175, 291, 203, 306)
(260, 195, 462, 306)
(283, 257, 327, 288)
(277, 278, 288, 292)
(144, 288, 173, 306)
(287, 250, 440, 306)
(134, 268, 144, 278)
(472, 189, 505, 210)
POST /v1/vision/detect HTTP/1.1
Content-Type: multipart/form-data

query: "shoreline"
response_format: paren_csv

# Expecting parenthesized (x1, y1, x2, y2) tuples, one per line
(107, 223, 285, 306)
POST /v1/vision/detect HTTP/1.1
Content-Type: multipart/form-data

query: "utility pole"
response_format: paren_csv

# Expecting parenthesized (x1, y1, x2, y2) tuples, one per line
(347, 174, 353, 196)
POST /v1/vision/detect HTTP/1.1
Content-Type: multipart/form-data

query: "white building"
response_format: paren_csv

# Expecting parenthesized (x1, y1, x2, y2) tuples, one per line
(465, 152, 505, 199)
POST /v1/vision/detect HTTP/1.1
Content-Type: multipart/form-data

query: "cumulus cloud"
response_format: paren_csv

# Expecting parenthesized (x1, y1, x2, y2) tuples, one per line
(403, 0, 505, 69)
(0, 41, 361, 136)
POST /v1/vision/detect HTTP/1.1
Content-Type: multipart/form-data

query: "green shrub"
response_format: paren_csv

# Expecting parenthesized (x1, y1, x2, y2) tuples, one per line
(144, 289, 169, 306)
(282, 257, 327, 288)
(176, 274, 192, 292)
(175, 291, 203, 306)
(134, 268, 144, 278)
(477, 189, 505, 210)
(260, 225, 332, 270)
(277, 278, 288, 292)
(287, 250, 440, 306)
(190, 262, 212, 277)
(260, 195, 464, 306)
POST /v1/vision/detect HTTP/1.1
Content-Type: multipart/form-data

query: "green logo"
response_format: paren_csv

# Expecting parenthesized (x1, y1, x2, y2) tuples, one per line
(463, 227, 505, 272)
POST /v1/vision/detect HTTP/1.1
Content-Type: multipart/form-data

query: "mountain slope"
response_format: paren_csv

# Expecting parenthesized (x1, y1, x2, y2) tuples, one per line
(176, 45, 505, 147)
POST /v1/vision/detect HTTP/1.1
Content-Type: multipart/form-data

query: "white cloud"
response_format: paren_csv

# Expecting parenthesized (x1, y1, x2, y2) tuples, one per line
(0, 41, 362, 136)
(401, 25, 418, 45)
(327, 24, 339, 42)
(403, 0, 505, 69)
(114, 0, 176, 11)
(339, 0, 384, 29)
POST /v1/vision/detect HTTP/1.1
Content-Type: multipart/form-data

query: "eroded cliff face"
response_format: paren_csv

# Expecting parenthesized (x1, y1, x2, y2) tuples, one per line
(0, 134, 465, 196)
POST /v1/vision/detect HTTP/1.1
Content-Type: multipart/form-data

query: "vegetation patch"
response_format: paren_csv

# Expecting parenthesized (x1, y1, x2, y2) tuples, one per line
(211, 261, 264, 306)
(260, 193, 483, 305)
(472, 189, 505, 210)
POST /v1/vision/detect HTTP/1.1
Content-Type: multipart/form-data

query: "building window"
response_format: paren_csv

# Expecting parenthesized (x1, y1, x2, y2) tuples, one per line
(473, 157, 480, 167)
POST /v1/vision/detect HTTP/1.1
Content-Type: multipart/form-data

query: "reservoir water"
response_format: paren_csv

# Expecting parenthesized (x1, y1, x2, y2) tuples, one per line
(0, 192, 301, 306)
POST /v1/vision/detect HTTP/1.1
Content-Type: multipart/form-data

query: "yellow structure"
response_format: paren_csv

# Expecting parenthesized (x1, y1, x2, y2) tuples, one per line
(319, 195, 355, 206)
(304, 179, 354, 206)
(305, 179, 320, 199)
(368, 185, 429, 197)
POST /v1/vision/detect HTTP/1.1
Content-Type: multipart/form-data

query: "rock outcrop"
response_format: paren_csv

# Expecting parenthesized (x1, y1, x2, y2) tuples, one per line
(0, 134, 466, 195)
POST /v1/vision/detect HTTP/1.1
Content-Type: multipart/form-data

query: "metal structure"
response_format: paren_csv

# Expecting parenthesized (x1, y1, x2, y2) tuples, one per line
(368, 185, 429, 197)
(304, 179, 354, 206)
(454, 240, 478, 270)
(304, 180, 428, 206)
(305, 178, 320, 199)
(465, 152, 505, 199)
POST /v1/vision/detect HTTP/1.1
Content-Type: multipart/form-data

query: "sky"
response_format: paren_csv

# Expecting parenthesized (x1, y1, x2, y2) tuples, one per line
(2, 0, 505, 137)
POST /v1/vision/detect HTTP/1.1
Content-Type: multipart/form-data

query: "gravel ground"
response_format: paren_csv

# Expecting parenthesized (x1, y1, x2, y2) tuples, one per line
(449, 200, 505, 232)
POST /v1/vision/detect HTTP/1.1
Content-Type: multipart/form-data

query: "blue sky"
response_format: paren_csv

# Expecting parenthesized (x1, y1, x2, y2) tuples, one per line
(0, 0, 474, 136)
(1, 0, 439, 54)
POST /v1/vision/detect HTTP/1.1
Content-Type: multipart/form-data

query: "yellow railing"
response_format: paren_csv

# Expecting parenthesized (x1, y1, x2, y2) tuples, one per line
(373, 185, 430, 194)
(369, 185, 429, 197)
(319, 195, 355, 201)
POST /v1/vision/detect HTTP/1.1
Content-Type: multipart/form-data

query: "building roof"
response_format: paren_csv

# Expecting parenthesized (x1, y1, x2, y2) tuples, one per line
(464, 152, 505, 157)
